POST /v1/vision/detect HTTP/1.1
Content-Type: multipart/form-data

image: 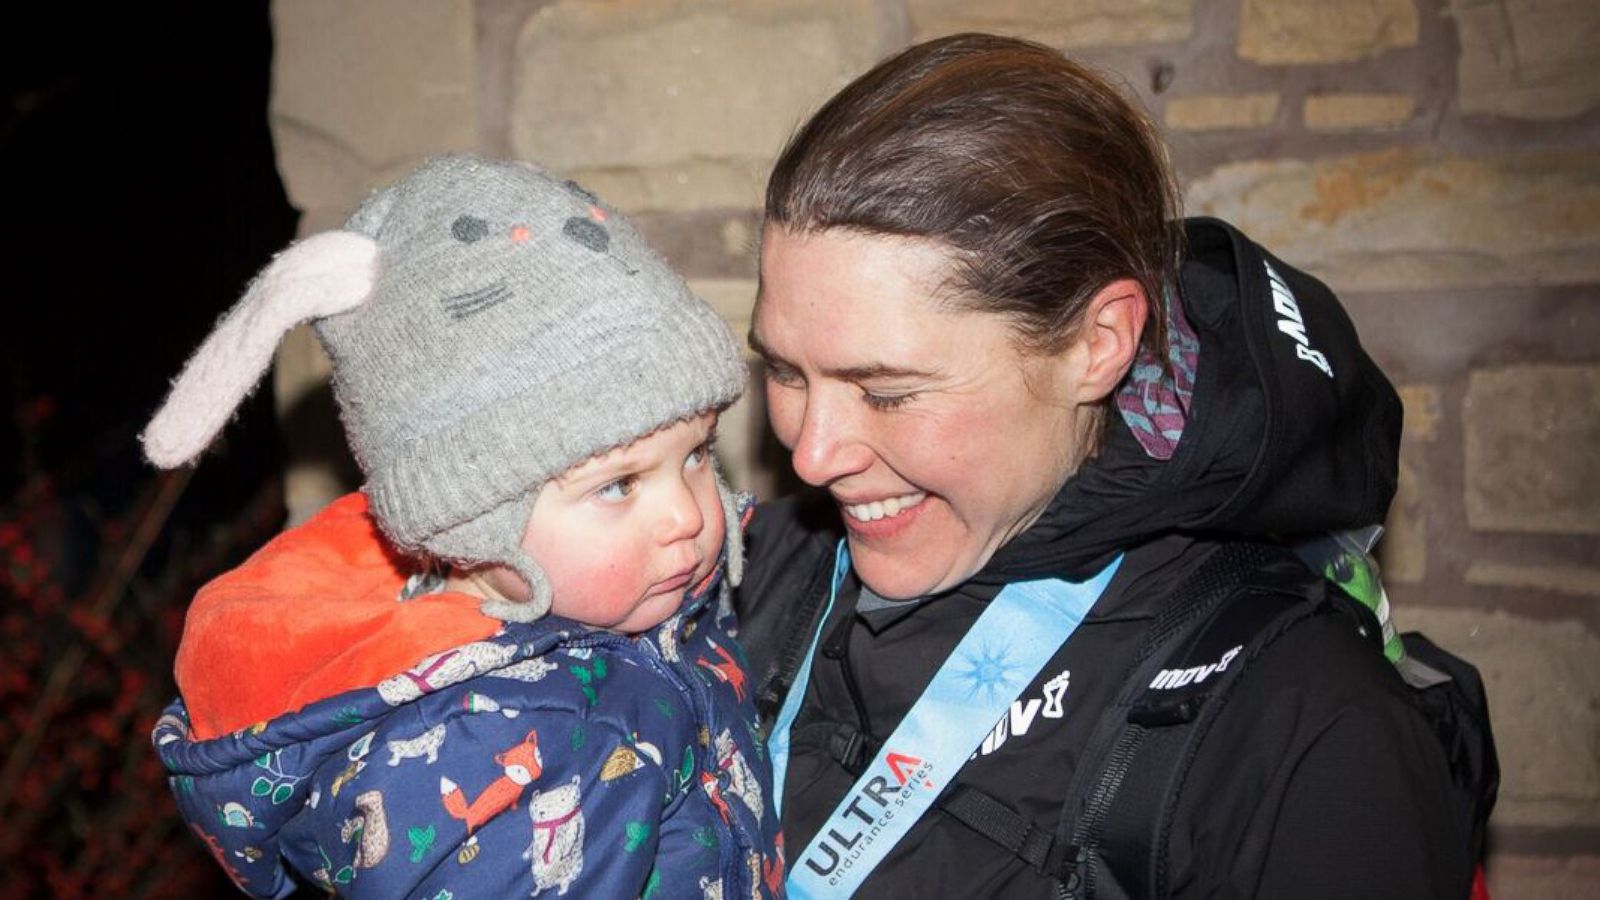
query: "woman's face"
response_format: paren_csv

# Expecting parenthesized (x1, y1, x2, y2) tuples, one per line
(752, 227, 1096, 599)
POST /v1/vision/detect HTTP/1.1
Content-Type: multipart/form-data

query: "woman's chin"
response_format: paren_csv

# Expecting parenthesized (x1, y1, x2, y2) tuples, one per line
(841, 497, 942, 596)
(847, 543, 972, 602)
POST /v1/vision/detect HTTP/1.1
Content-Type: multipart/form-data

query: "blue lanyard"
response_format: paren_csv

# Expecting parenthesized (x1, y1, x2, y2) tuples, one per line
(768, 541, 1122, 898)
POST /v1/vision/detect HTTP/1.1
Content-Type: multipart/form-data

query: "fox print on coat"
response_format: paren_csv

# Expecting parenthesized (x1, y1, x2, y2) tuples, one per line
(439, 729, 543, 834)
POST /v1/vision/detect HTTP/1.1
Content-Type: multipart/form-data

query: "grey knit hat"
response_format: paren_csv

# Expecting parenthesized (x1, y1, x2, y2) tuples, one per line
(143, 155, 748, 621)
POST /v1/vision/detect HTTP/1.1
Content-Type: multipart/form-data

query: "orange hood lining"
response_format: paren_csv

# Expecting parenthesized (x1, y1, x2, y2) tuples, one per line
(174, 493, 501, 739)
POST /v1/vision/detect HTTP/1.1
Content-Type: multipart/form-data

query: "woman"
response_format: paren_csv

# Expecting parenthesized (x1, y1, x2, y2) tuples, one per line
(735, 33, 1471, 899)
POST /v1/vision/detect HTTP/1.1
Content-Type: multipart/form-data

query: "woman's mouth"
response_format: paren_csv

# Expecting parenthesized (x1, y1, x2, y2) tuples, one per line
(841, 491, 927, 523)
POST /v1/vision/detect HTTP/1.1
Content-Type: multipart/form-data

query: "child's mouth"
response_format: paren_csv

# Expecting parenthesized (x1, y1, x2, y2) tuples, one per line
(654, 563, 700, 593)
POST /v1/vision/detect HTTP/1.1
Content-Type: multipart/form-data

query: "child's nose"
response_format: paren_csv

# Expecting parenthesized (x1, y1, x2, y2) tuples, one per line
(659, 479, 705, 543)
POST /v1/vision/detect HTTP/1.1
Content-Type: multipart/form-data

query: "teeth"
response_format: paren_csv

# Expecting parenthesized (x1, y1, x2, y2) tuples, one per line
(844, 492, 925, 523)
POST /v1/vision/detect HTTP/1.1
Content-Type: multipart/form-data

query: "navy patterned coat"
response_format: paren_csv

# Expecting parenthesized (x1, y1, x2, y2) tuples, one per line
(154, 494, 783, 899)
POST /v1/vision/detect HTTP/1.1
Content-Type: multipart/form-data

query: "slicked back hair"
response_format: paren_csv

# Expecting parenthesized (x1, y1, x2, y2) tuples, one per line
(765, 33, 1182, 358)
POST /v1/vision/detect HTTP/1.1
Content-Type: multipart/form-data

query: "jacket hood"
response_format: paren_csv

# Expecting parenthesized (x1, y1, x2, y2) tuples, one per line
(985, 218, 1402, 582)
(173, 493, 506, 739)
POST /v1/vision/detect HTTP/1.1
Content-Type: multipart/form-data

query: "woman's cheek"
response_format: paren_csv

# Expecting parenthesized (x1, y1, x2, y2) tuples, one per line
(891, 403, 981, 468)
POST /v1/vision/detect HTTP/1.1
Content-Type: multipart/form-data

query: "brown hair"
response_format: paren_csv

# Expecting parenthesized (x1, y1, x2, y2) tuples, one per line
(765, 33, 1181, 356)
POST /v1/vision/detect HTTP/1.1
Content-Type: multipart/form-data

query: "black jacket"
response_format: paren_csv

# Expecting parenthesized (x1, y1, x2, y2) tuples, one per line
(735, 219, 1471, 899)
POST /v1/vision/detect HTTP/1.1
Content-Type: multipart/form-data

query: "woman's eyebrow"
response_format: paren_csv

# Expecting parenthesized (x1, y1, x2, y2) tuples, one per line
(747, 330, 937, 380)
(828, 362, 939, 381)
(745, 328, 780, 364)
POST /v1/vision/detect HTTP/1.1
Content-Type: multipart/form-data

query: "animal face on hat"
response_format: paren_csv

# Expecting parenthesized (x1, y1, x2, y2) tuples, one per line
(143, 155, 748, 620)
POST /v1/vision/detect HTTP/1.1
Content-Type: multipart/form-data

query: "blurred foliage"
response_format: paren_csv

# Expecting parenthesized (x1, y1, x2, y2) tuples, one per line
(0, 401, 284, 898)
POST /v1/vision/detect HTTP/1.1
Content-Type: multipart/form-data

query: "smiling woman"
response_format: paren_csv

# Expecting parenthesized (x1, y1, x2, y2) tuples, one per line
(734, 33, 1473, 900)
(751, 229, 1124, 600)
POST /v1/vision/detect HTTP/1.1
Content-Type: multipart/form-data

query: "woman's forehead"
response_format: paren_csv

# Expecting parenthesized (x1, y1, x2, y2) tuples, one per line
(752, 243, 1017, 384)
(756, 229, 959, 320)
(753, 227, 1032, 367)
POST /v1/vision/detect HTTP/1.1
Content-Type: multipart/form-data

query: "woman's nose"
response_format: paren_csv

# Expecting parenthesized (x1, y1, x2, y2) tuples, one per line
(789, 389, 873, 487)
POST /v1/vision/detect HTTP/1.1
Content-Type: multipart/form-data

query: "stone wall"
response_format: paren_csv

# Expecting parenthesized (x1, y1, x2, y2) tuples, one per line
(268, 1, 1600, 893)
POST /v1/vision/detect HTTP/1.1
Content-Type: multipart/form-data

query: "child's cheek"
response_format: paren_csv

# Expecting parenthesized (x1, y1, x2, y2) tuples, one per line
(584, 557, 646, 612)
(547, 535, 652, 625)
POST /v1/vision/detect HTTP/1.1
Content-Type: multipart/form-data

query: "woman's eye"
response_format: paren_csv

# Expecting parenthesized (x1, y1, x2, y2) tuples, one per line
(862, 389, 916, 411)
(763, 364, 804, 388)
(595, 476, 637, 503)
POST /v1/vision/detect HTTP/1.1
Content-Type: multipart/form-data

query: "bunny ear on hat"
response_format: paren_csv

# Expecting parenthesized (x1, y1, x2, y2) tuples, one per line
(141, 230, 380, 468)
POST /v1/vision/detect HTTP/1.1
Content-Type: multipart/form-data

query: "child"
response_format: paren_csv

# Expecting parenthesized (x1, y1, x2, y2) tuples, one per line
(143, 156, 785, 898)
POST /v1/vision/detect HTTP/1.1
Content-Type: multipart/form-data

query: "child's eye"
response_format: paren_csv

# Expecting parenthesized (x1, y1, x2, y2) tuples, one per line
(595, 476, 637, 503)
(862, 389, 916, 411)
(685, 441, 712, 470)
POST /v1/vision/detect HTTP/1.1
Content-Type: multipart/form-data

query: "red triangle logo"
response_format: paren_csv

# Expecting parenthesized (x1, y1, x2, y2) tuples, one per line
(885, 752, 923, 786)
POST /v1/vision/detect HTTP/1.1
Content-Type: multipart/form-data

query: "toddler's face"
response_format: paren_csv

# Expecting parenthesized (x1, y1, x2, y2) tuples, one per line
(481, 412, 726, 633)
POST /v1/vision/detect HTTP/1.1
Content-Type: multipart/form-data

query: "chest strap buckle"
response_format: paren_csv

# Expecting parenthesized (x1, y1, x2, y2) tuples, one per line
(827, 724, 877, 774)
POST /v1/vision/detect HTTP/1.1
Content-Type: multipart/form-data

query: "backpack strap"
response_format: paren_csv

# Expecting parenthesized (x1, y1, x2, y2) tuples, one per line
(1397, 632, 1499, 866)
(934, 542, 1302, 890)
(1062, 542, 1386, 900)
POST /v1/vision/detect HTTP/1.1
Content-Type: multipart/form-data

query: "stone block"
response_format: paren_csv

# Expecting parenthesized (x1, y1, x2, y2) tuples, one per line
(1402, 607, 1600, 828)
(1164, 93, 1281, 131)
(721, 217, 754, 260)
(1466, 561, 1600, 599)
(1486, 855, 1600, 900)
(689, 278, 758, 351)
(1186, 147, 1600, 292)
(1380, 385, 1441, 584)
(632, 209, 761, 279)
(511, 0, 881, 213)
(274, 325, 356, 526)
(1303, 92, 1416, 129)
(1399, 384, 1442, 443)
(1452, 0, 1600, 121)
(1378, 458, 1425, 583)
(714, 386, 769, 497)
(271, 0, 478, 215)
(1239, 0, 1419, 64)
(1464, 366, 1600, 535)
(909, 0, 1192, 47)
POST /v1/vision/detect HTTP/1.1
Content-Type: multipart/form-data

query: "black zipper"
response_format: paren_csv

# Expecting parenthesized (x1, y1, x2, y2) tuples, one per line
(1058, 723, 1147, 899)
(761, 556, 836, 720)
(819, 595, 876, 771)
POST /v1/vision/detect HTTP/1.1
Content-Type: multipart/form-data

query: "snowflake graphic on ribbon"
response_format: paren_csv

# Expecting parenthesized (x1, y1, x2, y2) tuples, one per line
(953, 642, 1025, 703)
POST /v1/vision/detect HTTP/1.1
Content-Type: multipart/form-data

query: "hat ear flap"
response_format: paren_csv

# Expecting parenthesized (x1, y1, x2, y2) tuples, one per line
(714, 461, 746, 589)
(141, 230, 379, 468)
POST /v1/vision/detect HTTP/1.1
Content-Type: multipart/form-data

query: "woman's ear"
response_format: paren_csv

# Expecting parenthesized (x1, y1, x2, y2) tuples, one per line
(1070, 277, 1148, 405)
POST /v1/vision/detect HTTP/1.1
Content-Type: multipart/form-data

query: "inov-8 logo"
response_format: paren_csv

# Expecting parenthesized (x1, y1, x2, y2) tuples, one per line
(1148, 645, 1243, 691)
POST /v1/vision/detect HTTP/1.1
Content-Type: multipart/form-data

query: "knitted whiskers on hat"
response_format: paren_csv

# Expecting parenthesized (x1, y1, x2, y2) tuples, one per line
(144, 155, 748, 621)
